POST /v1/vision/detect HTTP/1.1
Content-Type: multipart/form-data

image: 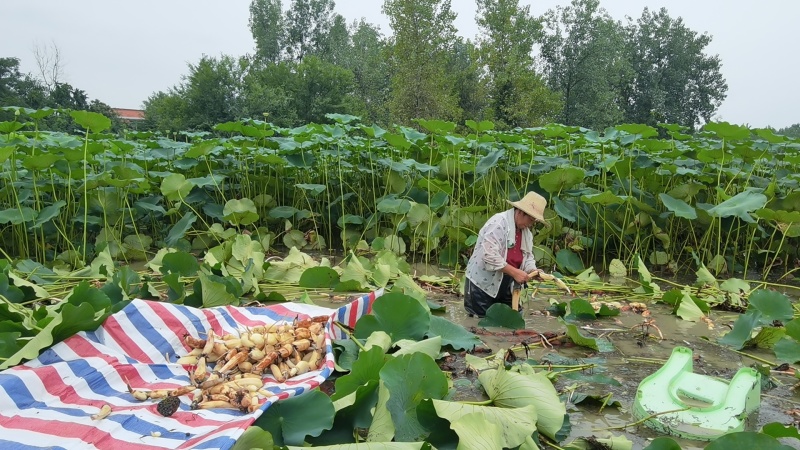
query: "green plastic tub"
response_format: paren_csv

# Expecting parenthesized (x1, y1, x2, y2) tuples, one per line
(632, 346, 761, 441)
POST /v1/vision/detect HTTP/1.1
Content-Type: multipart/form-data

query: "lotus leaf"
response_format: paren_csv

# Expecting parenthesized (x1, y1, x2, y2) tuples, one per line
(708, 189, 768, 223)
(566, 298, 597, 321)
(704, 431, 794, 450)
(253, 389, 334, 446)
(762, 421, 800, 440)
(381, 353, 449, 441)
(426, 315, 482, 351)
(230, 426, 274, 450)
(749, 289, 794, 324)
(478, 368, 566, 440)
(719, 310, 761, 349)
(393, 336, 442, 359)
(479, 303, 525, 330)
(165, 212, 197, 247)
(431, 399, 537, 448)
(367, 380, 395, 442)
(70, 110, 111, 133)
(539, 166, 585, 194)
(355, 293, 430, 344)
(223, 198, 259, 225)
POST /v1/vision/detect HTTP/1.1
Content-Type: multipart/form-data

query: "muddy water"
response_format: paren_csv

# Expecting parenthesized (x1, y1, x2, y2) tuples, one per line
(426, 288, 799, 450)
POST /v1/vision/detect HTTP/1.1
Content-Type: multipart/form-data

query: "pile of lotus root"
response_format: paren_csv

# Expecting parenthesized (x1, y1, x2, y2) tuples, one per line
(126, 315, 329, 416)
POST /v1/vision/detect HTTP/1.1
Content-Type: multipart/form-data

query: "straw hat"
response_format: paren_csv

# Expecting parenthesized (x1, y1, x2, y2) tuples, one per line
(507, 191, 547, 223)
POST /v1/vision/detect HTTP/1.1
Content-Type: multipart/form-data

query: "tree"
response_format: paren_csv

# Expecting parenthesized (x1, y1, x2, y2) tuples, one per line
(142, 90, 189, 132)
(776, 124, 800, 139)
(322, 14, 352, 67)
(623, 7, 727, 129)
(284, 0, 336, 62)
(292, 55, 357, 124)
(181, 55, 245, 130)
(539, 0, 631, 130)
(475, 0, 561, 128)
(342, 20, 390, 125)
(249, 0, 285, 63)
(383, 0, 461, 124)
(240, 60, 298, 127)
(447, 38, 487, 123)
(32, 40, 64, 91)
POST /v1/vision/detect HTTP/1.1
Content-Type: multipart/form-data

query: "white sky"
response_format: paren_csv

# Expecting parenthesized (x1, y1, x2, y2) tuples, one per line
(1, 1, 797, 128)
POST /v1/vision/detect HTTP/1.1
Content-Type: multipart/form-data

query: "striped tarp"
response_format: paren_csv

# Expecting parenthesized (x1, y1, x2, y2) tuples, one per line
(0, 290, 382, 449)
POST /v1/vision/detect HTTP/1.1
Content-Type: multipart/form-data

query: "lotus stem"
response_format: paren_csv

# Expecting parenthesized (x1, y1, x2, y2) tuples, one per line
(592, 407, 691, 432)
(333, 322, 368, 353)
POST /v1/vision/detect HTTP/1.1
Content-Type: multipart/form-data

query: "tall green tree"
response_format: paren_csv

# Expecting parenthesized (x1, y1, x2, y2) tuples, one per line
(475, 0, 561, 128)
(240, 60, 298, 127)
(623, 7, 727, 129)
(383, 0, 461, 124)
(343, 20, 390, 125)
(249, 0, 285, 63)
(181, 55, 245, 130)
(539, 0, 631, 130)
(284, 0, 336, 62)
(447, 38, 487, 123)
(292, 55, 357, 124)
(143, 90, 189, 132)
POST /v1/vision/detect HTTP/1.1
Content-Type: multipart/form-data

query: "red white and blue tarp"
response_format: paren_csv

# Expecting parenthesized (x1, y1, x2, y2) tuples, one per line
(0, 290, 382, 450)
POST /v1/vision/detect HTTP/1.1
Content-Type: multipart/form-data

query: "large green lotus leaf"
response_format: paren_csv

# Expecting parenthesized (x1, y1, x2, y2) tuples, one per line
(295, 183, 326, 196)
(160, 173, 193, 202)
(676, 294, 706, 322)
(418, 119, 456, 133)
(264, 247, 317, 283)
(332, 338, 360, 372)
(371, 263, 391, 288)
(581, 191, 624, 205)
(252, 389, 334, 446)
(365, 331, 393, 353)
(634, 255, 661, 296)
(720, 278, 750, 295)
(299, 267, 340, 288)
(354, 293, 430, 343)
(377, 198, 412, 214)
(704, 431, 794, 450)
(393, 336, 442, 359)
(160, 251, 200, 276)
(478, 368, 566, 440)
(0, 299, 110, 369)
(641, 437, 682, 450)
(333, 346, 392, 401)
(465, 119, 495, 133)
(339, 253, 372, 287)
(556, 249, 585, 274)
(539, 166, 585, 193)
(223, 198, 259, 225)
(30, 200, 66, 229)
(165, 212, 197, 248)
(719, 310, 761, 349)
(390, 274, 428, 307)
(232, 234, 264, 263)
(269, 206, 300, 219)
(311, 381, 379, 445)
(380, 353, 449, 441)
(450, 412, 504, 449)
(708, 190, 768, 223)
(703, 121, 751, 141)
(0, 273, 25, 303)
(475, 149, 505, 177)
(761, 422, 800, 440)
(749, 289, 794, 323)
(283, 230, 307, 249)
(367, 380, 395, 442)
(784, 319, 800, 341)
(230, 426, 273, 450)
(0, 207, 36, 224)
(608, 259, 627, 277)
(479, 303, 525, 330)
(748, 327, 785, 349)
(406, 203, 431, 228)
(199, 273, 239, 307)
(773, 338, 800, 364)
(659, 193, 697, 219)
(566, 298, 597, 320)
(70, 110, 111, 133)
(431, 399, 537, 448)
(426, 315, 482, 351)
(560, 318, 606, 352)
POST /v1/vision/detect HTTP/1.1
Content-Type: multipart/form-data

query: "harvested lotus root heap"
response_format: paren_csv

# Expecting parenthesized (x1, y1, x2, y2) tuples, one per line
(127, 315, 329, 414)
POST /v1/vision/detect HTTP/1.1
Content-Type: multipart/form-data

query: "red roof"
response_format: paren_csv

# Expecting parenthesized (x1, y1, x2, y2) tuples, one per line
(113, 108, 145, 121)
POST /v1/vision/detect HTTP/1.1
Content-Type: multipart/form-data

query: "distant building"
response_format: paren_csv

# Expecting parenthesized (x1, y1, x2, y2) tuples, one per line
(112, 108, 145, 123)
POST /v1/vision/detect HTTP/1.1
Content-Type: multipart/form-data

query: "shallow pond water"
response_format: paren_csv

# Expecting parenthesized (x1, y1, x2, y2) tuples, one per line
(427, 288, 800, 449)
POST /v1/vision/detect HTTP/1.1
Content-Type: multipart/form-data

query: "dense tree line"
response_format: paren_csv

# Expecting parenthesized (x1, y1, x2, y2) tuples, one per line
(0, 0, 763, 133)
(0, 57, 120, 132)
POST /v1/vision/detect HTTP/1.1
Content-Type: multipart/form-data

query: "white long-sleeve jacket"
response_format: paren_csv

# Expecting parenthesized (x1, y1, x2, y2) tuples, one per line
(465, 209, 537, 298)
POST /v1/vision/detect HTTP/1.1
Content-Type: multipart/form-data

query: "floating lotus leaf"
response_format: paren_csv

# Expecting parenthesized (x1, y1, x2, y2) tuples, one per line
(426, 316, 482, 351)
(478, 368, 566, 440)
(253, 389, 334, 446)
(355, 293, 430, 344)
(704, 431, 794, 450)
(479, 303, 525, 330)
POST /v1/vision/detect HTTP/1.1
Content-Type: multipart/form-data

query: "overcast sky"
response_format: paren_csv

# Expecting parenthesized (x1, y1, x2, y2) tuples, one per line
(2, 1, 797, 128)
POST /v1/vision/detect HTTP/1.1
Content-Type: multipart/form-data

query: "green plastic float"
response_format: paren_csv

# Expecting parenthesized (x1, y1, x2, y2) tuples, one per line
(632, 346, 761, 441)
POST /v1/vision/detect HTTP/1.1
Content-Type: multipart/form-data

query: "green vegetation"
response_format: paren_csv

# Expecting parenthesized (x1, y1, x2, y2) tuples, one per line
(2, 108, 799, 282)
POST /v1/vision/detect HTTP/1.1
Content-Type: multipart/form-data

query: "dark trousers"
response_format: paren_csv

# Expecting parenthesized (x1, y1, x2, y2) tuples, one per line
(464, 274, 516, 317)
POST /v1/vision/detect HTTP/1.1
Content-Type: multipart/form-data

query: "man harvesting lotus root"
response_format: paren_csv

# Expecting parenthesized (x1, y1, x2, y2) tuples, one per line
(463, 191, 548, 317)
